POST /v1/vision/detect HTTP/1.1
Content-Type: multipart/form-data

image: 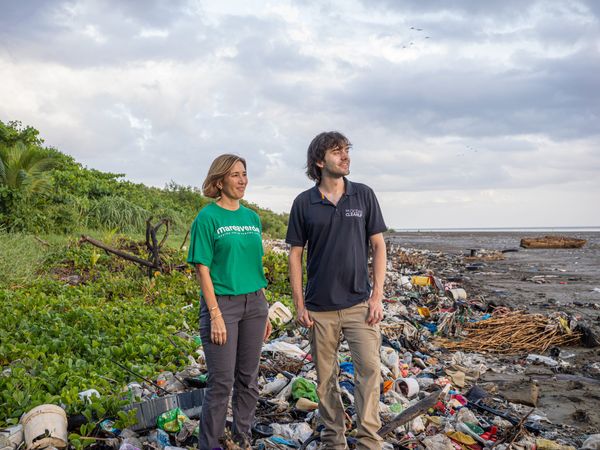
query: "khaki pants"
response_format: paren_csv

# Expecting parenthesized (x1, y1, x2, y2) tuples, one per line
(309, 302, 383, 450)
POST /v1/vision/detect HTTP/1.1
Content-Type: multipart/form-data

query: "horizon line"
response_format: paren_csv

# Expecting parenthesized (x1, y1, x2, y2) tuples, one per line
(389, 226, 600, 231)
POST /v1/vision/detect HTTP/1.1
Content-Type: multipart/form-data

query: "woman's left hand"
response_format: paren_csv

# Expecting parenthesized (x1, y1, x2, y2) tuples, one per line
(263, 318, 272, 342)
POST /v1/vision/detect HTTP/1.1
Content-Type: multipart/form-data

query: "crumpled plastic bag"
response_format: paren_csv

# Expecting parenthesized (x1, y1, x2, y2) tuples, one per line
(422, 434, 455, 450)
(451, 351, 488, 375)
(582, 434, 600, 450)
(455, 407, 478, 424)
(381, 347, 400, 378)
(156, 407, 188, 433)
(291, 377, 319, 403)
(271, 422, 313, 444)
(261, 374, 290, 396)
(262, 341, 307, 359)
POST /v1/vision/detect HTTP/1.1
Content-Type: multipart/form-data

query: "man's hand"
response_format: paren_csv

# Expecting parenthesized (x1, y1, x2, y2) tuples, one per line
(296, 306, 314, 328)
(366, 296, 384, 326)
(263, 318, 272, 342)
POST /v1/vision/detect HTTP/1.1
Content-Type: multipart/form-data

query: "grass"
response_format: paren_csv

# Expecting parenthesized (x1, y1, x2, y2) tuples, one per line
(0, 232, 48, 287)
(0, 227, 189, 289)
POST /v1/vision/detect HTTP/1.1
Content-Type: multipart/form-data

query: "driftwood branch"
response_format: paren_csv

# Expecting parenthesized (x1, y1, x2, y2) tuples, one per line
(493, 408, 535, 447)
(180, 228, 190, 250)
(378, 387, 447, 437)
(81, 218, 173, 278)
(80, 235, 156, 269)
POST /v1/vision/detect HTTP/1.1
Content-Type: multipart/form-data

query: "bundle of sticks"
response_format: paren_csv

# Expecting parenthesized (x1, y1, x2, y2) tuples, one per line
(437, 311, 582, 354)
(260, 352, 305, 376)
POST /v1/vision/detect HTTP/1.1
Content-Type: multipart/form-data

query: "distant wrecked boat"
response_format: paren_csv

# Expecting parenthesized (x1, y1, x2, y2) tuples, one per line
(520, 235, 587, 249)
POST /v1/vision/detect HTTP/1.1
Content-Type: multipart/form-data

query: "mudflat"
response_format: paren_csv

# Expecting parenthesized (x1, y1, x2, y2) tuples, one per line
(388, 231, 600, 435)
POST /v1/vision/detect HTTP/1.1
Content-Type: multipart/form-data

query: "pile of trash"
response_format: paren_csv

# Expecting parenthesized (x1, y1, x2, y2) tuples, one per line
(4, 242, 599, 450)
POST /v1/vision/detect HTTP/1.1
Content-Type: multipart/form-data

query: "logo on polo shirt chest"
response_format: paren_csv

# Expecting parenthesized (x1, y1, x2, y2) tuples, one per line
(344, 208, 363, 218)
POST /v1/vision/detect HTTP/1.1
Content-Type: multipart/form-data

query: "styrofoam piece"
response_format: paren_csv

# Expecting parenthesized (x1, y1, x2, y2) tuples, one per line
(447, 288, 467, 300)
(0, 425, 23, 450)
(123, 389, 204, 431)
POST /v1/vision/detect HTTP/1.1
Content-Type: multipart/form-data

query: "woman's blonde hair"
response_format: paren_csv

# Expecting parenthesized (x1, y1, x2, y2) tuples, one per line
(202, 154, 247, 199)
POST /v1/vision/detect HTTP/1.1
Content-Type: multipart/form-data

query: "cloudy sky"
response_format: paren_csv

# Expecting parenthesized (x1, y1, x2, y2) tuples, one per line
(1, 0, 599, 229)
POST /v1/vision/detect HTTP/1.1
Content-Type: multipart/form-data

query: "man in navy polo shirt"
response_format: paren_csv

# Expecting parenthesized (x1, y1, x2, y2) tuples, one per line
(286, 131, 387, 450)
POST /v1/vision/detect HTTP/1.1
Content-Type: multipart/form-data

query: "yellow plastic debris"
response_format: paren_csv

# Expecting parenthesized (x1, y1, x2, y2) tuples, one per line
(412, 275, 432, 286)
(446, 431, 476, 445)
(536, 439, 577, 450)
(417, 306, 431, 318)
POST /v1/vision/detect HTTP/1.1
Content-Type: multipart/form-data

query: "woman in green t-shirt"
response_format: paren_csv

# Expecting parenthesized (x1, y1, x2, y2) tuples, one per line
(187, 154, 271, 450)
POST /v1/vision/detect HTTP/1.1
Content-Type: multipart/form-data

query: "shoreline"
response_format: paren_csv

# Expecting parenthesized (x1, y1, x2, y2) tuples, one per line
(384, 231, 600, 435)
(390, 227, 600, 233)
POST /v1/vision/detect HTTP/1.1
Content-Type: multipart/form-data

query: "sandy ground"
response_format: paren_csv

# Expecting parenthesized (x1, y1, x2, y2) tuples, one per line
(388, 231, 600, 436)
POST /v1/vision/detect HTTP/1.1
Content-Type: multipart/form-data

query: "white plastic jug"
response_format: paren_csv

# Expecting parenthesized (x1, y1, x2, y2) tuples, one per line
(268, 301, 293, 324)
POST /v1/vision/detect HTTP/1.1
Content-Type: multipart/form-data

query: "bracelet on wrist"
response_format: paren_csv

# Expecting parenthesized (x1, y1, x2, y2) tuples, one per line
(210, 312, 222, 321)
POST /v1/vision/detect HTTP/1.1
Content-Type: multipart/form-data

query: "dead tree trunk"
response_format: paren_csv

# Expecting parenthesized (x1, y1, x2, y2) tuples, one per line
(145, 218, 169, 277)
(80, 218, 171, 278)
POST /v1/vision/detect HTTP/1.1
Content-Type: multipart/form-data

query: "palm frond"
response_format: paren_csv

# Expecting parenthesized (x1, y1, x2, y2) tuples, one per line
(0, 141, 57, 193)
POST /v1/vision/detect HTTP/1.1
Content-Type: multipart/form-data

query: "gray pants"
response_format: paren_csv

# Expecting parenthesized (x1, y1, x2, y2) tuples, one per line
(198, 290, 269, 450)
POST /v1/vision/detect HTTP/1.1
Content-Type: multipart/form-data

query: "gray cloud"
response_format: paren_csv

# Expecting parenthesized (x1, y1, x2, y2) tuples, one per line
(333, 43, 600, 141)
(1, 0, 599, 227)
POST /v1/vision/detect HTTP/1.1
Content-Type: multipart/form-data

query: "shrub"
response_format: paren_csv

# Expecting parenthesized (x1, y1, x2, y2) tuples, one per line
(88, 196, 150, 232)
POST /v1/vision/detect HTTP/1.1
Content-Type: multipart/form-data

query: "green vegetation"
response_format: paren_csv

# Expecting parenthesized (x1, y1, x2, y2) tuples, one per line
(0, 230, 294, 427)
(0, 120, 288, 237)
(0, 235, 198, 425)
(0, 120, 294, 429)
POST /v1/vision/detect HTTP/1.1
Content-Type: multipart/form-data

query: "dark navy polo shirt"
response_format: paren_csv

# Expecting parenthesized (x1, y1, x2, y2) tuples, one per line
(285, 178, 387, 311)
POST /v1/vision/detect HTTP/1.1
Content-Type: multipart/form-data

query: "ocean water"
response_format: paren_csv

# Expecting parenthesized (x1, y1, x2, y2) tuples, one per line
(388, 230, 600, 278)
(393, 226, 600, 233)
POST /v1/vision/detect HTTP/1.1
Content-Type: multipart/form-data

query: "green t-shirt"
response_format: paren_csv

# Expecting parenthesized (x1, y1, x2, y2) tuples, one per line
(187, 202, 267, 296)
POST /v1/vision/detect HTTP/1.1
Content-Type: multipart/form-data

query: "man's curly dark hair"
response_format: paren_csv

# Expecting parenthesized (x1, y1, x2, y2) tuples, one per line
(305, 131, 351, 183)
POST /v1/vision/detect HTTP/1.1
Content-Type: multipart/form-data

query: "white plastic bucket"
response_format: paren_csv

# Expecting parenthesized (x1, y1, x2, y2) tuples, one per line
(21, 404, 68, 450)
(394, 377, 420, 398)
